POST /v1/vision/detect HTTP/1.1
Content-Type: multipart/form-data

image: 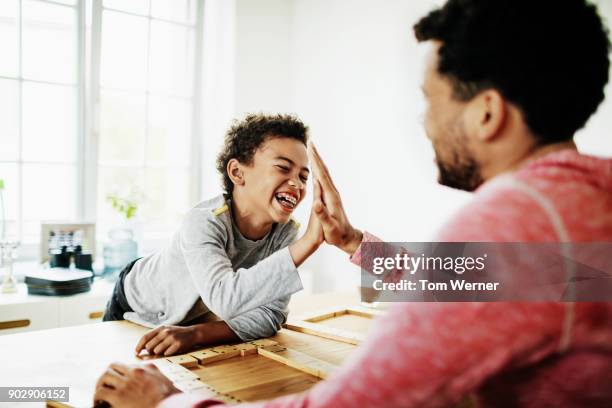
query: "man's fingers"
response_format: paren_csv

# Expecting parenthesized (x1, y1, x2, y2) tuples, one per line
(97, 369, 123, 390)
(308, 142, 330, 183)
(310, 143, 340, 192)
(135, 327, 161, 354)
(308, 143, 342, 211)
(109, 363, 130, 376)
(308, 143, 336, 194)
(95, 374, 110, 393)
(314, 181, 334, 222)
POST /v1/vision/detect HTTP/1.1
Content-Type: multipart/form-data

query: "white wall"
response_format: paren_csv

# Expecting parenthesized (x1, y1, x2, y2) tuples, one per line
(200, 0, 237, 200)
(203, 0, 612, 293)
(288, 0, 473, 292)
(576, 0, 612, 157)
(234, 0, 294, 115)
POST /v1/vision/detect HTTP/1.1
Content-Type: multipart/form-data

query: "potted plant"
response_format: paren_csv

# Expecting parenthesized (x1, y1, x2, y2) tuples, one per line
(102, 194, 140, 280)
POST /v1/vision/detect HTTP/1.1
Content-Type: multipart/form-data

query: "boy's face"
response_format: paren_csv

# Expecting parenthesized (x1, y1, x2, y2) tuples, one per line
(240, 136, 309, 224)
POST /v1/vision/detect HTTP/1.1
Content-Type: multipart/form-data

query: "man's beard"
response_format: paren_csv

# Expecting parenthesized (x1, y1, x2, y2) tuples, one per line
(434, 136, 484, 192)
(436, 154, 483, 192)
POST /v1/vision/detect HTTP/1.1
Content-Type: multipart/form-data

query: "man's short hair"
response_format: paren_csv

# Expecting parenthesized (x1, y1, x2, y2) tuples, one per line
(216, 113, 309, 194)
(414, 0, 611, 143)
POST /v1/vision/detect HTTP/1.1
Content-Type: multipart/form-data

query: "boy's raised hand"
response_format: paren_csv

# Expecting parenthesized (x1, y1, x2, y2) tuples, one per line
(308, 142, 363, 255)
(287, 178, 324, 267)
(304, 181, 324, 247)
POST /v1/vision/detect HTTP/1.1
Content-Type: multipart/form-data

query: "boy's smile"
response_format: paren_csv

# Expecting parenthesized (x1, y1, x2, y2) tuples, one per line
(274, 191, 299, 212)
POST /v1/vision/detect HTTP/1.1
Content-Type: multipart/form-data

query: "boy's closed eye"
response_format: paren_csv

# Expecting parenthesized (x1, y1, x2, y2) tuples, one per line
(275, 164, 309, 183)
(275, 165, 290, 172)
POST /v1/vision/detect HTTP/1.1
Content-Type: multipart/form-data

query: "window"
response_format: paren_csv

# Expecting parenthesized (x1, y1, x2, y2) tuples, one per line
(95, 0, 201, 243)
(0, 0, 80, 243)
(0, 0, 203, 256)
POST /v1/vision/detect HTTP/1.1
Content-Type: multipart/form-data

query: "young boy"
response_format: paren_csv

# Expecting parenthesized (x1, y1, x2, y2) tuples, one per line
(102, 113, 322, 357)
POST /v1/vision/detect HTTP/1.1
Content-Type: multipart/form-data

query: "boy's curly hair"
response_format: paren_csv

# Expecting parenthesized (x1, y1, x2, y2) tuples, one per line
(216, 113, 309, 194)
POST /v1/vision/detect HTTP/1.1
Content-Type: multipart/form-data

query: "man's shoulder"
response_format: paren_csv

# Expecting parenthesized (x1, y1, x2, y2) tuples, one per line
(436, 175, 559, 241)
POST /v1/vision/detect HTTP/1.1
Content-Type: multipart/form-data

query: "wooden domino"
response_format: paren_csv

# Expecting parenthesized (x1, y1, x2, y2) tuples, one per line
(234, 343, 258, 356)
(189, 348, 239, 365)
(166, 355, 199, 369)
(189, 349, 219, 363)
(258, 344, 287, 353)
(211, 344, 239, 351)
(249, 339, 279, 347)
(233, 342, 256, 350)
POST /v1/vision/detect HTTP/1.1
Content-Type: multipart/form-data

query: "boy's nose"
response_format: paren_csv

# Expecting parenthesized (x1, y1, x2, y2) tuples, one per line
(288, 179, 304, 190)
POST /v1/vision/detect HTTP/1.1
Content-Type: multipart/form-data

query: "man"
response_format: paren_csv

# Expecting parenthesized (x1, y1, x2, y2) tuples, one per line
(94, 0, 612, 406)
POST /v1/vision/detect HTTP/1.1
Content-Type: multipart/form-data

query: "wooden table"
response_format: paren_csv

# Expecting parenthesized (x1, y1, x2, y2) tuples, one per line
(0, 292, 368, 407)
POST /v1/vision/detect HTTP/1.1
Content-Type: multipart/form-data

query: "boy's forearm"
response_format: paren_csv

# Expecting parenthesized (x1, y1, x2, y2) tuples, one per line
(194, 321, 241, 346)
(289, 236, 320, 267)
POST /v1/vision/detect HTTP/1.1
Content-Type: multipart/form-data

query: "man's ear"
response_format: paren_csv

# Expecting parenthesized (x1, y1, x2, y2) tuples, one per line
(227, 159, 245, 187)
(466, 89, 506, 142)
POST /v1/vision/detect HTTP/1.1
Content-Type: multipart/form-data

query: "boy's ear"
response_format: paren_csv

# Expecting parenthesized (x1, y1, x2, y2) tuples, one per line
(227, 159, 245, 187)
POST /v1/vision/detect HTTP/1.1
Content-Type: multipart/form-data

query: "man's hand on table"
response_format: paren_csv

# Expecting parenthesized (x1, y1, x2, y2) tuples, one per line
(308, 142, 363, 256)
(94, 363, 180, 408)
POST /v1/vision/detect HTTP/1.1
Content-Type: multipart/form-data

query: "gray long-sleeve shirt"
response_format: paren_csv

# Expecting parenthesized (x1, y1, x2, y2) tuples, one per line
(123, 194, 303, 340)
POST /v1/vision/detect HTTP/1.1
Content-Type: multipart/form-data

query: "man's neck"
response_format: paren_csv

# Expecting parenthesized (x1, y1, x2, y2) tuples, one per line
(230, 191, 274, 240)
(484, 139, 577, 182)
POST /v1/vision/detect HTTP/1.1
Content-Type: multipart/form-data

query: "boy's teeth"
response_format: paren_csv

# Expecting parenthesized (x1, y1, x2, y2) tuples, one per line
(275, 193, 297, 209)
(276, 193, 297, 205)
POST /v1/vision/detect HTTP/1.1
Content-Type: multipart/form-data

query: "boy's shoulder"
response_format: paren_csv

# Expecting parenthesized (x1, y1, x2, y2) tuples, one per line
(182, 194, 230, 233)
(188, 194, 229, 217)
(283, 217, 301, 232)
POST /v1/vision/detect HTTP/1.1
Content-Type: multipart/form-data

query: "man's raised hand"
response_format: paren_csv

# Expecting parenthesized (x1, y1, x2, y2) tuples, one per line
(308, 142, 363, 255)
